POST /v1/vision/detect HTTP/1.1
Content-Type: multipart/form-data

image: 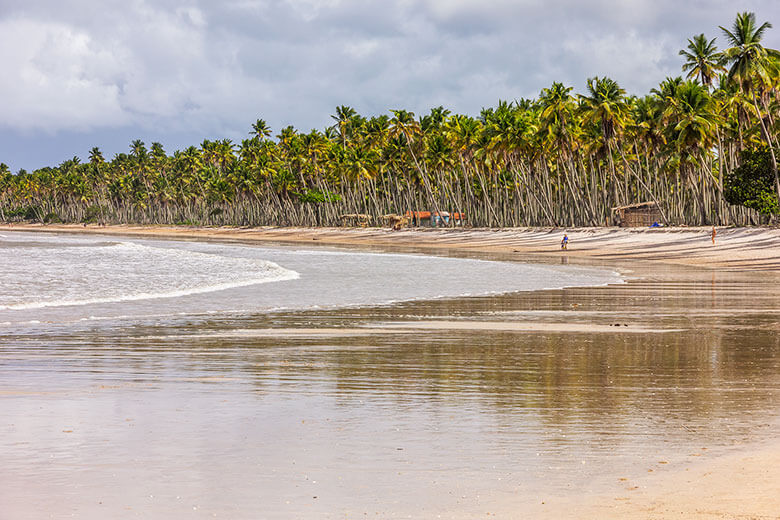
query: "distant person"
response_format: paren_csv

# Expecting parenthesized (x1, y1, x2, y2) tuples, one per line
(711, 226, 716, 244)
(561, 234, 568, 250)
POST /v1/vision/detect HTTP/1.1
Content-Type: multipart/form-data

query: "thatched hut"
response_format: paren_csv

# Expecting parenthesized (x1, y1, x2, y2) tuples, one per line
(613, 202, 662, 227)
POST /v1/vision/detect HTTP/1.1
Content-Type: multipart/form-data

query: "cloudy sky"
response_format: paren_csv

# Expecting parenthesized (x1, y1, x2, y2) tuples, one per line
(1, 0, 778, 171)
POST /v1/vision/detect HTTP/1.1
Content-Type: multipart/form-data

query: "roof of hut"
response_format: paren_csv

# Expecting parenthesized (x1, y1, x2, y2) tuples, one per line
(612, 201, 659, 212)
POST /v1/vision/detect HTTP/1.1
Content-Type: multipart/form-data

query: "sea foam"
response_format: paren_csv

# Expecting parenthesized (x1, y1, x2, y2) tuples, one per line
(0, 241, 300, 310)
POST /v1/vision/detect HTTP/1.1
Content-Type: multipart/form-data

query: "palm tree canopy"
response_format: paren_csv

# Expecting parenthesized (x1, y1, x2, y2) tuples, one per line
(250, 119, 272, 141)
(679, 33, 725, 87)
(579, 77, 629, 142)
(720, 11, 780, 91)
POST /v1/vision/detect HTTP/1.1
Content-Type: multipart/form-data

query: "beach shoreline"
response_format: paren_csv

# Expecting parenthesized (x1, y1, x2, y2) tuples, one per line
(3, 223, 780, 519)
(512, 435, 780, 520)
(2, 222, 780, 271)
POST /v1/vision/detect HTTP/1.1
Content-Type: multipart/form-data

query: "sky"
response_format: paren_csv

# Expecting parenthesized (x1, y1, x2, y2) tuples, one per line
(1, 0, 779, 171)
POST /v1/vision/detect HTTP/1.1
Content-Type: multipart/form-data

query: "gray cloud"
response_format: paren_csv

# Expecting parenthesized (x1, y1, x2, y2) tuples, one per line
(1, 0, 779, 170)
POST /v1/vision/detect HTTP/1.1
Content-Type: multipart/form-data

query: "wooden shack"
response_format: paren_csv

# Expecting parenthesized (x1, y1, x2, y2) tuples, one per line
(612, 202, 662, 227)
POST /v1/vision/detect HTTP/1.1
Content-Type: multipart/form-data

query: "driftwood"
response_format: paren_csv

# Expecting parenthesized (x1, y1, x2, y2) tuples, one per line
(339, 213, 372, 227)
(382, 214, 408, 230)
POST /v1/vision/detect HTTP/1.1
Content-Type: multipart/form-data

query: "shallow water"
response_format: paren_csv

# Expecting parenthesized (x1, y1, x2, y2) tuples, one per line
(1, 232, 779, 518)
(0, 232, 620, 329)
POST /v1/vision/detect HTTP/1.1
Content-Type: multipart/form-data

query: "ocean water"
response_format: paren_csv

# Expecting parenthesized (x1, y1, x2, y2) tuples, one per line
(2, 231, 780, 519)
(0, 231, 622, 330)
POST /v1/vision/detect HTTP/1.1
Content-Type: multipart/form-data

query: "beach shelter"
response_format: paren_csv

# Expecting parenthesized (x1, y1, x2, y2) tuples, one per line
(612, 202, 662, 227)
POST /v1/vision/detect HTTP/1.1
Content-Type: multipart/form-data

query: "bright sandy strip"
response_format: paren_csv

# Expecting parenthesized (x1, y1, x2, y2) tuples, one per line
(517, 439, 780, 520)
(380, 320, 678, 333)
(139, 322, 678, 341)
(2, 223, 779, 270)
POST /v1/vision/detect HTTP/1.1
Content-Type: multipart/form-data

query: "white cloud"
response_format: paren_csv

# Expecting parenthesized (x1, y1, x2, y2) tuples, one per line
(176, 6, 208, 28)
(0, 18, 127, 131)
(420, 0, 542, 19)
(343, 38, 380, 59)
(0, 3, 245, 133)
(561, 31, 674, 92)
(283, 0, 344, 21)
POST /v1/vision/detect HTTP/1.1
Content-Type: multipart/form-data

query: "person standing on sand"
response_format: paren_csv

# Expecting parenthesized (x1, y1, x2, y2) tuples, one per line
(561, 234, 568, 250)
(711, 226, 716, 244)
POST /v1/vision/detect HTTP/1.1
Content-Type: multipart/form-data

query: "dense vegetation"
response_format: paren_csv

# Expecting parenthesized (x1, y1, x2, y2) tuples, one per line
(2, 12, 779, 228)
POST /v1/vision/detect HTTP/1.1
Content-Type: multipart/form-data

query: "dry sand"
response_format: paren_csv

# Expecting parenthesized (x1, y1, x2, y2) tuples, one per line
(4, 222, 780, 518)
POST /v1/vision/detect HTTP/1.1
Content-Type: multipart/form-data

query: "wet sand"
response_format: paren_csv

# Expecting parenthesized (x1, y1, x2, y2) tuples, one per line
(3, 223, 780, 270)
(2, 224, 780, 519)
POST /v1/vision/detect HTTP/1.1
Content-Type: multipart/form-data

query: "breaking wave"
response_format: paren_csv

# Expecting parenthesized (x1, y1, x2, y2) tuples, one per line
(0, 241, 299, 310)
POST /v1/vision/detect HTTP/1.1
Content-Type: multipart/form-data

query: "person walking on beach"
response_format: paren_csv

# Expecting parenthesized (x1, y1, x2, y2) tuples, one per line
(711, 226, 716, 244)
(561, 234, 568, 250)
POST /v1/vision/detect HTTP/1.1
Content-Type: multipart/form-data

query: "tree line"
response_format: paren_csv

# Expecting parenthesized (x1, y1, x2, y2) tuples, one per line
(1, 12, 779, 228)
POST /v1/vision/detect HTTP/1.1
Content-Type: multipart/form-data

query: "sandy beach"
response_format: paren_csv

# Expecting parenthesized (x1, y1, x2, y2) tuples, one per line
(3, 223, 780, 271)
(2, 223, 780, 519)
(515, 437, 780, 519)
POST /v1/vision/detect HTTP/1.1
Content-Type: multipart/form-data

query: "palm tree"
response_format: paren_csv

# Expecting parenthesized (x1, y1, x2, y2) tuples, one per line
(89, 147, 104, 165)
(720, 11, 780, 201)
(580, 77, 629, 144)
(130, 140, 147, 162)
(150, 142, 166, 160)
(679, 34, 725, 89)
(420, 106, 451, 133)
(539, 82, 577, 153)
(250, 119, 272, 141)
(580, 77, 631, 207)
(720, 12, 778, 92)
(663, 81, 721, 222)
(330, 105, 358, 149)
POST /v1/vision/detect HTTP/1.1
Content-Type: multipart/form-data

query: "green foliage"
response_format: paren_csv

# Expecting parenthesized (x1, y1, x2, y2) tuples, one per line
(5, 205, 42, 221)
(43, 212, 61, 224)
(82, 205, 107, 223)
(174, 219, 200, 226)
(724, 147, 780, 215)
(296, 188, 341, 203)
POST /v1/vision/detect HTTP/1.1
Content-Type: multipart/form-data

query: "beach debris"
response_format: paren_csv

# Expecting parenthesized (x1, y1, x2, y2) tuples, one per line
(382, 214, 408, 230)
(339, 214, 372, 227)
